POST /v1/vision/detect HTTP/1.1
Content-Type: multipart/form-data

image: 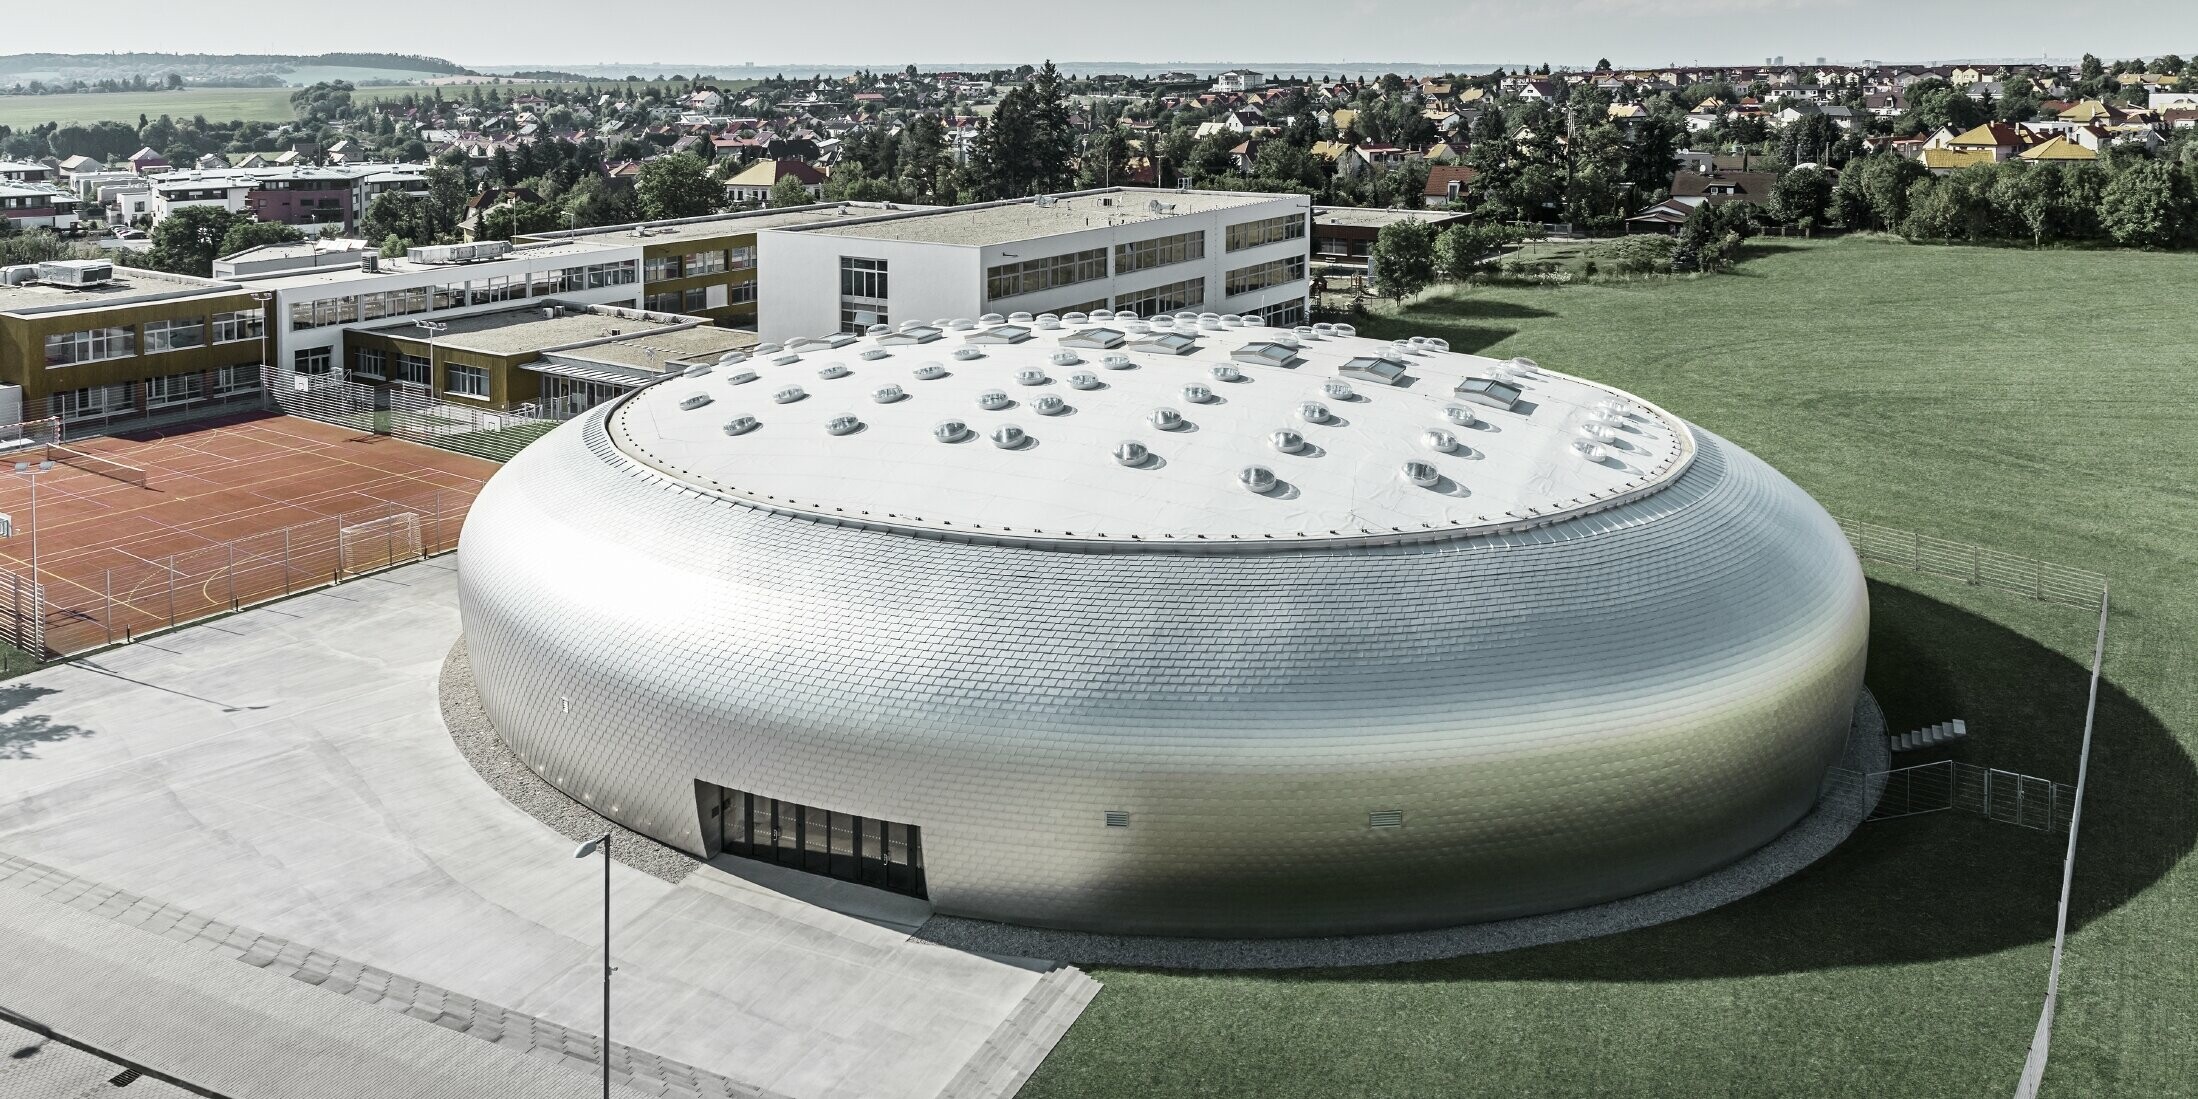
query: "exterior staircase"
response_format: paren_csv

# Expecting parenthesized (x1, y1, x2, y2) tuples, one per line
(1890, 719, 1968, 753)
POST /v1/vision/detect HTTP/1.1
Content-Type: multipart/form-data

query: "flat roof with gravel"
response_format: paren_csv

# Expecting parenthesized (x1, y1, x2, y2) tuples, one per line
(790, 189, 1289, 247)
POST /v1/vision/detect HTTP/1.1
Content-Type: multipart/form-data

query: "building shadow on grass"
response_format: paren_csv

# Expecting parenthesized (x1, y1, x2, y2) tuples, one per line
(1271, 580, 2190, 982)
(0, 682, 90, 761)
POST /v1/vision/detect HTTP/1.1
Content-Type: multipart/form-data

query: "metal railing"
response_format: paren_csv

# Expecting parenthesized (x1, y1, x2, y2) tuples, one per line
(1835, 516, 2107, 609)
(1860, 758, 2074, 834)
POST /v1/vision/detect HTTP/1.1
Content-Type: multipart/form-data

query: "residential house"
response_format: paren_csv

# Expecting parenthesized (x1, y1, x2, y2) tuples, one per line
(723, 159, 826, 206)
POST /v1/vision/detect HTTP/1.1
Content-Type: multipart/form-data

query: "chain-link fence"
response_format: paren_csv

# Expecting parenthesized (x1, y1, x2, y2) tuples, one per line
(1865, 758, 2074, 833)
(1835, 516, 2106, 609)
(27, 486, 474, 658)
(261, 366, 557, 464)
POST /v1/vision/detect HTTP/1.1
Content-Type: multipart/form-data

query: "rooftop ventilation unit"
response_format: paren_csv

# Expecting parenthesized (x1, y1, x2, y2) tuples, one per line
(1424, 429, 1458, 453)
(912, 362, 948, 380)
(1444, 404, 1478, 427)
(1574, 439, 1609, 462)
(1114, 440, 1150, 467)
(872, 385, 906, 403)
(1210, 363, 1242, 382)
(1579, 423, 1616, 444)
(681, 363, 713, 378)
(1240, 466, 1277, 493)
(1112, 311, 1138, 323)
(817, 363, 851, 379)
(1101, 353, 1134, 370)
(952, 347, 984, 361)
(860, 348, 890, 361)
(1271, 429, 1306, 454)
(772, 353, 802, 366)
(1132, 332, 1198, 356)
(991, 424, 1027, 448)
(1061, 312, 1089, 326)
(1231, 341, 1298, 369)
(1311, 323, 1337, 337)
(0, 266, 38, 286)
(946, 318, 976, 331)
(1322, 380, 1356, 401)
(1008, 311, 1035, 324)
(35, 259, 112, 287)
(679, 393, 714, 411)
(1149, 407, 1184, 430)
(865, 323, 890, 336)
(1033, 395, 1067, 415)
(934, 419, 972, 442)
(717, 350, 750, 365)
(1332, 323, 1357, 338)
(1197, 313, 1222, 330)
(1049, 349, 1082, 366)
(1034, 313, 1062, 330)
(978, 389, 1013, 410)
(1089, 308, 1115, 322)
(753, 343, 784, 355)
(978, 312, 1005, 325)
(1181, 383, 1213, 404)
(722, 415, 759, 436)
(1299, 401, 1331, 424)
(1295, 325, 1318, 341)
(1015, 368, 1048, 386)
(724, 370, 758, 385)
(773, 385, 806, 404)
(826, 414, 863, 436)
(1403, 461, 1442, 489)
(1034, 194, 1057, 207)
(1426, 337, 1450, 352)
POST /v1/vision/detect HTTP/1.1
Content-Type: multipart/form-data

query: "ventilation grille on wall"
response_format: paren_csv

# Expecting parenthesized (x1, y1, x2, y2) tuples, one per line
(1104, 811, 1130, 828)
(1369, 810, 1404, 829)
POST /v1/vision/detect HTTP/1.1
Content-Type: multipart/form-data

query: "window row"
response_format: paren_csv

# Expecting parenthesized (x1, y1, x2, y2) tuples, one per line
(44, 310, 264, 367)
(49, 367, 259, 422)
(643, 248, 737, 282)
(285, 261, 638, 330)
(1114, 276, 1205, 317)
(1224, 255, 1307, 298)
(1115, 230, 1205, 275)
(1225, 214, 1306, 252)
(985, 247, 1108, 303)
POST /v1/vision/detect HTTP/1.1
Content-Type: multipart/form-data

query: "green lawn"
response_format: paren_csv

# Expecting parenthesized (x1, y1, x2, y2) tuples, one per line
(1023, 238, 2198, 1098)
(0, 79, 744, 128)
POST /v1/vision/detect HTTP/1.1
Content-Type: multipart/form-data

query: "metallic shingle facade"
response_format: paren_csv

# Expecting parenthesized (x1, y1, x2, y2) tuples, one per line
(458, 380, 1867, 937)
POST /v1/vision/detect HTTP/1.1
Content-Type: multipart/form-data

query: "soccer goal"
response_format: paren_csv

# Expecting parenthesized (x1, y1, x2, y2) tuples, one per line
(337, 512, 424, 577)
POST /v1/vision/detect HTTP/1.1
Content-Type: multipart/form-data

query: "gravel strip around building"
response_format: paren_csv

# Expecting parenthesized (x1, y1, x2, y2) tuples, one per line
(914, 692, 1891, 970)
(440, 639, 700, 885)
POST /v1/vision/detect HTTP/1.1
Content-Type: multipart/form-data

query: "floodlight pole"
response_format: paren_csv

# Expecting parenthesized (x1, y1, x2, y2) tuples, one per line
(11, 460, 53, 650)
(573, 832, 612, 1099)
(249, 291, 274, 378)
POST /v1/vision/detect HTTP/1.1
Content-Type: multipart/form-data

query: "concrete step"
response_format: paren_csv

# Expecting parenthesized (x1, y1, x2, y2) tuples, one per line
(934, 965, 1101, 1099)
(1890, 718, 1969, 753)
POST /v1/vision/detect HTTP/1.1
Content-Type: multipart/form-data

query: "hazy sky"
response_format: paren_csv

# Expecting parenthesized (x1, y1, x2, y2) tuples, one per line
(13, 1, 2195, 69)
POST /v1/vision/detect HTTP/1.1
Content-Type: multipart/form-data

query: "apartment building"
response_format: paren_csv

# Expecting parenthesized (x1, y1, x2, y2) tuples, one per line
(0, 260, 266, 428)
(754, 188, 1313, 342)
(146, 164, 433, 230)
(517, 202, 913, 330)
(0, 182, 82, 232)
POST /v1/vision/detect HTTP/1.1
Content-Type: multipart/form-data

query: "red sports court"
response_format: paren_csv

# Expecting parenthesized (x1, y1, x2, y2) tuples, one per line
(0, 412, 497, 656)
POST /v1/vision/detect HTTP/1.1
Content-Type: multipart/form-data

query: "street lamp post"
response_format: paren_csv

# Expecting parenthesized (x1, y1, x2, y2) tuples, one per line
(412, 320, 448, 395)
(572, 832, 612, 1099)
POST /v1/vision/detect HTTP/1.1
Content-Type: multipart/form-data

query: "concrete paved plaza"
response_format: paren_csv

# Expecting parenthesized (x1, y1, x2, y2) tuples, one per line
(0, 560, 1088, 1099)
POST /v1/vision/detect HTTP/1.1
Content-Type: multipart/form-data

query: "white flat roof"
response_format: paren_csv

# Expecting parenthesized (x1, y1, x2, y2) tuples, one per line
(235, 240, 626, 292)
(606, 315, 1693, 550)
(789, 190, 1297, 247)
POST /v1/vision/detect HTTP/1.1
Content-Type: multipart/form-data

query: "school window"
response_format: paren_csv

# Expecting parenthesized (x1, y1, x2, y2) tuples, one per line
(1224, 213, 1307, 251)
(293, 347, 332, 374)
(44, 326, 137, 367)
(145, 372, 204, 407)
(213, 364, 260, 395)
(445, 363, 490, 398)
(1113, 277, 1204, 317)
(394, 353, 431, 386)
(143, 318, 206, 354)
(684, 250, 726, 275)
(839, 256, 888, 299)
(728, 246, 756, 270)
(1114, 230, 1205, 275)
(683, 287, 709, 312)
(644, 292, 683, 313)
(644, 255, 683, 282)
(1224, 255, 1307, 297)
(730, 281, 758, 305)
(985, 247, 1107, 302)
(840, 304, 887, 334)
(355, 348, 388, 380)
(210, 310, 264, 344)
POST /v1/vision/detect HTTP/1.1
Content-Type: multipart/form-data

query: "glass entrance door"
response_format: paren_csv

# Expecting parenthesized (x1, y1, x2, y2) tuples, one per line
(706, 784, 926, 899)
